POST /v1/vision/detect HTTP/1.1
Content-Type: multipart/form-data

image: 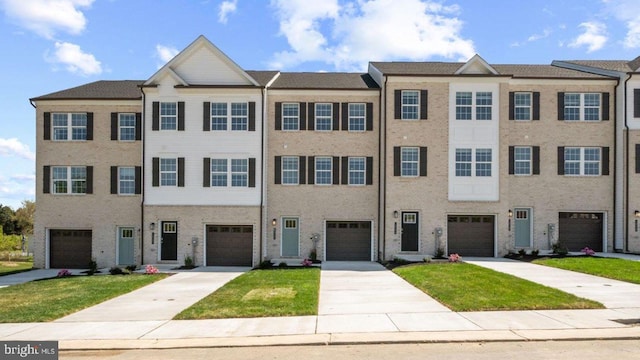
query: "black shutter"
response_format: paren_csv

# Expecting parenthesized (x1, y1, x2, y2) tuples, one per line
(601, 92, 610, 121)
(394, 90, 402, 119)
(135, 166, 141, 194)
(332, 156, 340, 184)
(308, 156, 315, 185)
(508, 146, 515, 174)
(508, 92, 515, 120)
(635, 89, 640, 118)
(366, 102, 373, 131)
(203, 102, 210, 131)
(86, 166, 93, 194)
(299, 156, 306, 184)
(419, 147, 427, 176)
(341, 157, 349, 184)
(275, 102, 282, 130)
(110, 166, 118, 194)
(248, 158, 256, 187)
(602, 147, 610, 176)
(394, 147, 401, 176)
(274, 156, 282, 184)
(248, 102, 256, 131)
(532, 146, 540, 175)
(152, 157, 159, 187)
(557, 92, 565, 121)
(299, 103, 307, 130)
(341, 103, 349, 131)
(177, 102, 185, 131)
(152, 102, 159, 130)
(557, 147, 565, 175)
(111, 113, 118, 140)
(135, 113, 142, 140)
(420, 90, 428, 120)
(43, 166, 50, 193)
(178, 157, 185, 186)
(332, 103, 339, 130)
(307, 103, 315, 131)
(636, 144, 640, 173)
(532, 92, 540, 120)
(366, 156, 373, 185)
(203, 158, 210, 187)
(44, 112, 51, 140)
(86, 112, 93, 140)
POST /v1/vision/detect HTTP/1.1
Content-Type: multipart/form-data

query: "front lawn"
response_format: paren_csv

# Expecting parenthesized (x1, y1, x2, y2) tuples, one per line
(532, 257, 640, 284)
(0, 261, 33, 276)
(394, 263, 603, 312)
(176, 267, 320, 319)
(0, 274, 168, 323)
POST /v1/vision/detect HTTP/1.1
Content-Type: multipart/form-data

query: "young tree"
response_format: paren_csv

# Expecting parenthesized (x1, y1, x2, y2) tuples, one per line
(13, 200, 35, 236)
(0, 204, 15, 235)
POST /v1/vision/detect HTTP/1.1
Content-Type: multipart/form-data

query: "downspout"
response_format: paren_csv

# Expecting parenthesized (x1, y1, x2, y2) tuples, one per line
(380, 75, 388, 261)
(260, 86, 266, 264)
(624, 73, 632, 252)
(140, 86, 146, 265)
(613, 76, 620, 252)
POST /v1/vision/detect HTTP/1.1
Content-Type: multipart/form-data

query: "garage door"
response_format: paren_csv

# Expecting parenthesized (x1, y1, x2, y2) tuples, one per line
(559, 212, 603, 252)
(447, 215, 494, 257)
(206, 225, 253, 266)
(326, 221, 371, 261)
(50, 229, 92, 268)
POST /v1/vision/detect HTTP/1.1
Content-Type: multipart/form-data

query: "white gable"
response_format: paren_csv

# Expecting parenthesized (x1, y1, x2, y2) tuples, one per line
(455, 54, 498, 75)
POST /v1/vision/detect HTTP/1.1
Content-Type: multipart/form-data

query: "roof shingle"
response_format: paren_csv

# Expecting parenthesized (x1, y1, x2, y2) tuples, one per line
(31, 80, 144, 101)
(270, 72, 379, 89)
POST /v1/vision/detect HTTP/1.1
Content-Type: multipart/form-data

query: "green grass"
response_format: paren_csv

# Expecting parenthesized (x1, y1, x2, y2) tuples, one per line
(0, 274, 168, 323)
(394, 263, 603, 312)
(533, 257, 640, 284)
(0, 260, 33, 276)
(176, 268, 320, 319)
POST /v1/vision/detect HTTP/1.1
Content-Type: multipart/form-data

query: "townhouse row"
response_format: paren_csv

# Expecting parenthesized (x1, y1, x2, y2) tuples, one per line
(30, 36, 640, 269)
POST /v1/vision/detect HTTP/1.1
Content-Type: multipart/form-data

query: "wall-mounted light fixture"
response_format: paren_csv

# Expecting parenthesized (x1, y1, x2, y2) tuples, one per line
(393, 211, 399, 219)
(272, 219, 277, 240)
(272, 218, 277, 226)
(508, 210, 513, 231)
(150, 222, 156, 231)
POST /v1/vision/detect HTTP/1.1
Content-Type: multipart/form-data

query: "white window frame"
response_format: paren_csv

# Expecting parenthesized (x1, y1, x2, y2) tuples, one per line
(564, 93, 601, 122)
(514, 92, 532, 121)
(348, 157, 366, 185)
(160, 102, 177, 130)
(210, 158, 228, 187)
(210, 102, 228, 131)
(209, 102, 250, 131)
(52, 113, 87, 141)
(514, 146, 532, 176)
(401, 90, 419, 120)
(231, 158, 248, 187)
(475, 148, 492, 177)
(315, 156, 332, 185)
(455, 148, 472, 177)
(348, 103, 366, 131)
(564, 147, 601, 176)
(231, 102, 248, 131)
(282, 103, 300, 131)
(455, 92, 493, 121)
(160, 158, 177, 186)
(315, 103, 333, 131)
(51, 166, 87, 194)
(281, 156, 299, 185)
(118, 167, 135, 195)
(401, 147, 419, 177)
(119, 113, 136, 141)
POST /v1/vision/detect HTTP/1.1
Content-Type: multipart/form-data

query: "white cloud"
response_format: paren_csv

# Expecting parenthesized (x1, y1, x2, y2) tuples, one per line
(0, 174, 35, 209)
(156, 44, 180, 64)
(605, 0, 640, 48)
(0, 0, 93, 39)
(527, 28, 552, 42)
(269, 0, 475, 71)
(0, 138, 35, 161)
(569, 22, 607, 52)
(218, 0, 238, 24)
(49, 41, 102, 76)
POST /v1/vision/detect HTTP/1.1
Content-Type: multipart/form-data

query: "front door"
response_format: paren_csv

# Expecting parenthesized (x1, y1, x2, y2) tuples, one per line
(281, 217, 299, 257)
(118, 227, 135, 265)
(161, 221, 178, 261)
(401, 212, 419, 251)
(514, 208, 532, 248)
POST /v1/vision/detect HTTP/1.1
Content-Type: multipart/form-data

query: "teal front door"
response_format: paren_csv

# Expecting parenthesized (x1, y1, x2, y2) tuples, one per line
(281, 217, 299, 257)
(118, 227, 135, 265)
(514, 208, 532, 248)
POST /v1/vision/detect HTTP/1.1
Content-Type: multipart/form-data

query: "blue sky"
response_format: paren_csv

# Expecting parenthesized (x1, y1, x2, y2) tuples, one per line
(0, 0, 639, 210)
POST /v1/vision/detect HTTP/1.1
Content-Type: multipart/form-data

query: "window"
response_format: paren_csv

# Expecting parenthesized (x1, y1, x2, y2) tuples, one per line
(211, 103, 227, 130)
(315, 103, 332, 131)
(282, 157, 299, 185)
(315, 157, 332, 184)
(455, 92, 472, 120)
(160, 158, 177, 186)
(514, 92, 531, 121)
(118, 167, 135, 194)
(282, 103, 299, 131)
(52, 166, 86, 194)
(456, 91, 493, 120)
(403, 213, 417, 224)
(211, 159, 228, 187)
(475, 149, 492, 176)
(348, 157, 365, 185)
(514, 147, 531, 175)
(401, 147, 419, 177)
(476, 92, 492, 120)
(231, 103, 248, 130)
(455, 149, 472, 176)
(231, 159, 248, 187)
(119, 113, 136, 141)
(564, 147, 601, 176)
(349, 103, 366, 131)
(52, 113, 87, 140)
(160, 102, 177, 130)
(564, 93, 601, 121)
(402, 91, 419, 120)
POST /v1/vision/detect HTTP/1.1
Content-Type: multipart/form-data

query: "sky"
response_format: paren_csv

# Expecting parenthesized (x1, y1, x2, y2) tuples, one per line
(1, 0, 639, 210)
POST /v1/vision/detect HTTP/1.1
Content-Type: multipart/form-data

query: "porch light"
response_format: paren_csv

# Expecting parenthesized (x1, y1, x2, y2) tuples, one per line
(635, 210, 640, 218)
(272, 218, 277, 226)
(508, 210, 513, 218)
(393, 211, 399, 219)
(150, 222, 155, 231)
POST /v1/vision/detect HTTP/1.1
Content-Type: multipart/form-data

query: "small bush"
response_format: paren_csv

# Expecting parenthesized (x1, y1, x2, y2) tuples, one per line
(87, 259, 98, 275)
(518, 249, 527, 256)
(57, 269, 72, 277)
(448, 253, 462, 263)
(109, 267, 124, 275)
(278, 262, 288, 268)
(184, 255, 194, 268)
(125, 265, 137, 272)
(301, 258, 312, 267)
(257, 260, 273, 269)
(145, 264, 159, 274)
(531, 249, 540, 256)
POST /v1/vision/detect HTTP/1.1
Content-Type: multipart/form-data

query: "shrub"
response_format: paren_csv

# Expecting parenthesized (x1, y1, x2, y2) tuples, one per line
(87, 259, 98, 275)
(57, 269, 72, 277)
(518, 249, 526, 256)
(309, 249, 317, 261)
(125, 265, 137, 272)
(581, 247, 596, 256)
(144, 264, 159, 274)
(278, 262, 288, 268)
(448, 253, 462, 263)
(257, 260, 273, 269)
(109, 267, 124, 275)
(531, 249, 539, 256)
(0, 234, 22, 252)
(184, 255, 194, 268)
(301, 258, 312, 267)
(435, 247, 445, 259)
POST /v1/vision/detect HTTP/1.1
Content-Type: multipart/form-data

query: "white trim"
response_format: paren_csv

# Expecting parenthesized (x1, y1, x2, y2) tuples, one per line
(280, 216, 300, 257)
(323, 219, 375, 261)
(513, 207, 533, 248)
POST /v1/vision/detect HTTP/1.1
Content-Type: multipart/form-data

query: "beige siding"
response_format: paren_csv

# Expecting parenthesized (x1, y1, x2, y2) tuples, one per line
(627, 130, 640, 253)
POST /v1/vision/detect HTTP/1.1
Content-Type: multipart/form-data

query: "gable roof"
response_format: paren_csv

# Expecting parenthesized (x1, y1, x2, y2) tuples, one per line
(246, 71, 280, 87)
(455, 54, 498, 75)
(553, 56, 640, 73)
(31, 80, 143, 101)
(270, 72, 380, 89)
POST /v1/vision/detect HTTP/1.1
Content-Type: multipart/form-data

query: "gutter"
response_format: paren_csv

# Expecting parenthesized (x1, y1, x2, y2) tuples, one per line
(139, 86, 146, 265)
(380, 75, 388, 261)
(624, 73, 632, 252)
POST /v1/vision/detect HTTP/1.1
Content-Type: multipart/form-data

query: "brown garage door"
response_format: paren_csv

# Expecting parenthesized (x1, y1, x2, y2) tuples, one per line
(447, 215, 494, 257)
(50, 229, 92, 268)
(326, 221, 371, 261)
(206, 225, 253, 266)
(559, 212, 603, 252)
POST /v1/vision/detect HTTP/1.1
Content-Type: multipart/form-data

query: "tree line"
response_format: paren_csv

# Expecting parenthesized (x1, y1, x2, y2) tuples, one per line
(0, 200, 34, 236)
